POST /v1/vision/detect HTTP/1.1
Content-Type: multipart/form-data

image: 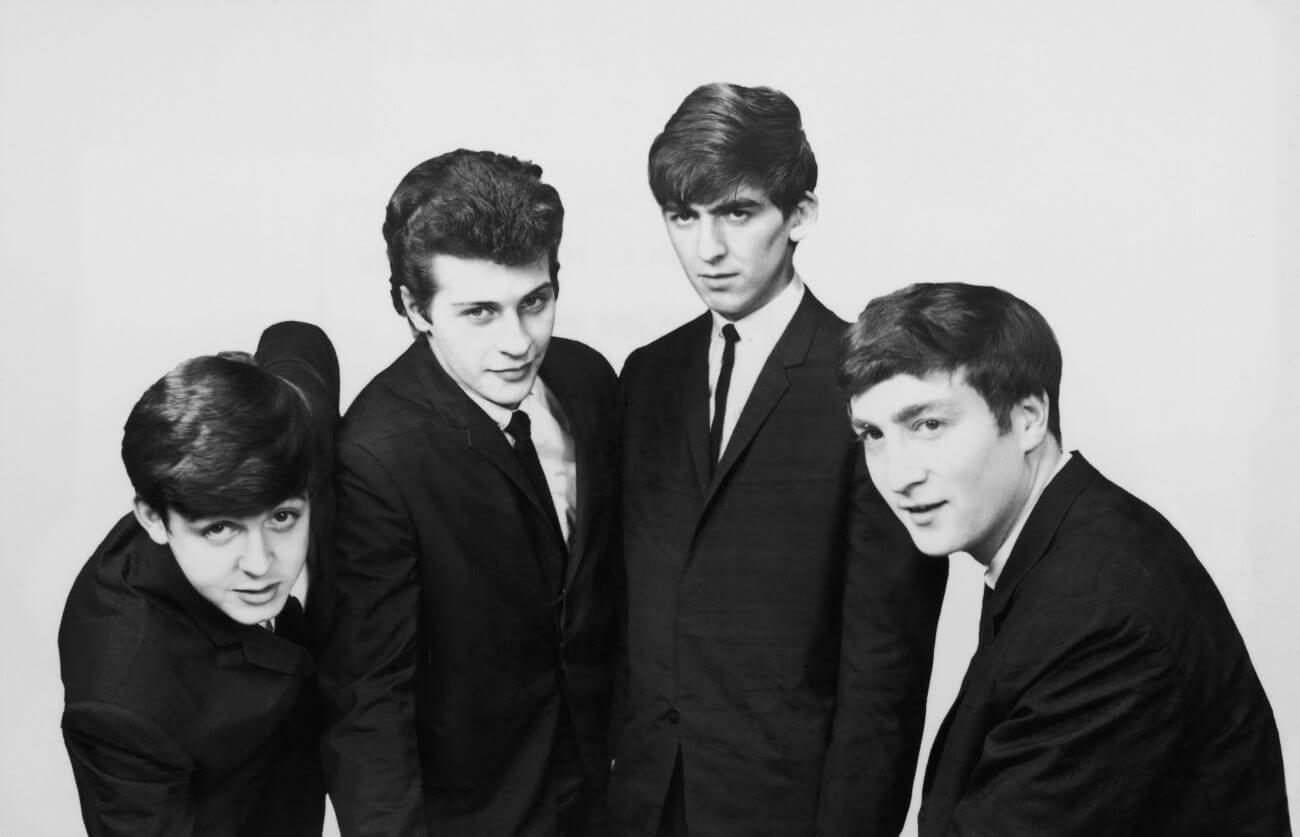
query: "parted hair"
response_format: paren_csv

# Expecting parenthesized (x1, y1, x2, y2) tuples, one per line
(837, 282, 1063, 442)
(122, 352, 326, 523)
(382, 148, 564, 318)
(648, 82, 818, 216)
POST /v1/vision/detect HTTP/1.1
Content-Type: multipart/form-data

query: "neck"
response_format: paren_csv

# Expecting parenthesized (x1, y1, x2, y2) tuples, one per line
(973, 438, 1064, 567)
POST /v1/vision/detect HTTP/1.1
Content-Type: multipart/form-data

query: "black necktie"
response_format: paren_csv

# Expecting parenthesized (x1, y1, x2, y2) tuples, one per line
(709, 323, 740, 472)
(979, 584, 995, 645)
(506, 410, 566, 547)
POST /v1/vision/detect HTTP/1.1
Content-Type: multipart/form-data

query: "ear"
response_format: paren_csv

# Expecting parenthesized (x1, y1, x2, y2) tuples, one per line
(133, 498, 172, 546)
(1014, 392, 1051, 453)
(787, 191, 820, 244)
(400, 286, 434, 335)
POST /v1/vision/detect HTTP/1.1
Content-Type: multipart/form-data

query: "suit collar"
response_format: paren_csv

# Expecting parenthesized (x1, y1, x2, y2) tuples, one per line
(401, 337, 475, 428)
(128, 525, 315, 676)
(401, 338, 579, 589)
(985, 452, 1099, 631)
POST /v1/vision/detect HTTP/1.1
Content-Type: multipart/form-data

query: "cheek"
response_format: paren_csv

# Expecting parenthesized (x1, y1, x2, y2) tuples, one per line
(528, 310, 556, 342)
(269, 529, 311, 573)
(435, 329, 484, 375)
(174, 546, 232, 592)
(666, 230, 694, 263)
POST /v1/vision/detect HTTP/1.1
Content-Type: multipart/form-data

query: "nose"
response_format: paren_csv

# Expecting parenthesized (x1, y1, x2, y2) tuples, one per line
(237, 530, 273, 577)
(696, 217, 726, 263)
(496, 311, 532, 359)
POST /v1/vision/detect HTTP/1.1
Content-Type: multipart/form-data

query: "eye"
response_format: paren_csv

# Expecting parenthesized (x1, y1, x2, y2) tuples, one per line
(666, 209, 696, 226)
(726, 208, 752, 222)
(855, 426, 884, 451)
(520, 291, 552, 314)
(267, 509, 301, 532)
(914, 418, 944, 437)
(200, 521, 238, 543)
(461, 306, 494, 322)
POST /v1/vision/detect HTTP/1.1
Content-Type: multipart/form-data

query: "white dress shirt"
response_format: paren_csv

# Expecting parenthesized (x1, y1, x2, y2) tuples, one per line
(464, 377, 578, 546)
(708, 274, 806, 459)
(985, 450, 1073, 589)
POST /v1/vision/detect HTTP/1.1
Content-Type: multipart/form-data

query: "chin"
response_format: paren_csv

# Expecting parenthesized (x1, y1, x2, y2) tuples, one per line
(909, 534, 957, 558)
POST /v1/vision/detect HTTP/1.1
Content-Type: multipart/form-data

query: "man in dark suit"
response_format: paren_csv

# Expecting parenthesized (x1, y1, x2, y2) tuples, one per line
(839, 282, 1291, 835)
(320, 149, 618, 836)
(610, 82, 949, 836)
(59, 320, 338, 836)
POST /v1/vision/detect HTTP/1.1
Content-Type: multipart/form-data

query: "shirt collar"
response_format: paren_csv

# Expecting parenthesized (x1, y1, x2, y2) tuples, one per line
(460, 375, 549, 432)
(710, 273, 805, 342)
(985, 450, 1072, 589)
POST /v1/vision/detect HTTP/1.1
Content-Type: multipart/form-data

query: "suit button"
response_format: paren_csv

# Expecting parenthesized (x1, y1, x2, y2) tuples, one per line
(667, 707, 680, 724)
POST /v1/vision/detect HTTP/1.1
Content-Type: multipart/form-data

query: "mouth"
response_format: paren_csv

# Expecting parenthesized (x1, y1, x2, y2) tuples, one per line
(492, 364, 534, 382)
(900, 501, 945, 523)
(234, 582, 280, 606)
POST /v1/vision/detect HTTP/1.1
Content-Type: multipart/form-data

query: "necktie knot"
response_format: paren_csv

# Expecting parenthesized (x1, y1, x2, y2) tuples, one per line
(507, 410, 532, 441)
(721, 323, 740, 344)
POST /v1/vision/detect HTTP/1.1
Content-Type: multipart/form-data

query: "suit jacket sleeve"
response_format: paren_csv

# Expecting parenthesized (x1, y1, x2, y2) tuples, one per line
(817, 454, 948, 835)
(319, 438, 429, 837)
(254, 320, 340, 453)
(63, 702, 198, 837)
(947, 607, 1183, 835)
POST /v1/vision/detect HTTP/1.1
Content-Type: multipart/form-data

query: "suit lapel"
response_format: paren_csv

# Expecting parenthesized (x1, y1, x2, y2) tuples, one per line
(706, 292, 821, 503)
(540, 355, 591, 591)
(406, 338, 566, 588)
(679, 317, 713, 494)
(984, 454, 1098, 636)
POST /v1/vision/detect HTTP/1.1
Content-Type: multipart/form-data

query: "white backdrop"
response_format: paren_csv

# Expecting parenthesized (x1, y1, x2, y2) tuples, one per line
(2, 1, 1296, 833)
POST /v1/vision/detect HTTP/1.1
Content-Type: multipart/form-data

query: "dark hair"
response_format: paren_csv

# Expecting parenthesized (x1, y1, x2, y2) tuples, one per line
(648, 82, 818, 216)
(122, 352, 326, 523)
(837, 282, 1063, 442)
(383, 149, 564, 318)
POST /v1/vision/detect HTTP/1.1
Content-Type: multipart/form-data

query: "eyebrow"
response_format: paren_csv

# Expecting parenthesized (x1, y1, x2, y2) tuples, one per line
(448, 280, 554, 309)
(711, 197, 764, 214)
(891, 400, 952, 424)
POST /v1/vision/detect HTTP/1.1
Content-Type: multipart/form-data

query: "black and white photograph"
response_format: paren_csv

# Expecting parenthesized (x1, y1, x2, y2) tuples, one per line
(1, 1, 1296, 834)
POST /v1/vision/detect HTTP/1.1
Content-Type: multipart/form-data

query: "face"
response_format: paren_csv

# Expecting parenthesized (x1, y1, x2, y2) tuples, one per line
(848, 370, 1046, 564)
(135, 496, 311, 625)
(663, 186, 816, 320)
(404, 255, 555, 409)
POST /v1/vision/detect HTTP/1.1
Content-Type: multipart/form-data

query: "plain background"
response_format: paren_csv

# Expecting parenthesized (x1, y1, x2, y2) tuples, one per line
(2, 1, 1296, 833)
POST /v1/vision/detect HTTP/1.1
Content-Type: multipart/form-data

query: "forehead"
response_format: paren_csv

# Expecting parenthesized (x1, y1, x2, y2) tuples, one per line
(848, 370, 981, 422)
(429, 254, 552, 299)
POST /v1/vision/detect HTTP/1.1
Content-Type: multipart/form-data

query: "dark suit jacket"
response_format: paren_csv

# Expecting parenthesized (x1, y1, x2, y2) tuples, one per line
(919, 453, 1291, 836)
(320, 337, 619, 836)
(58, 321, 339, 836)
(612, 290, 949, 836)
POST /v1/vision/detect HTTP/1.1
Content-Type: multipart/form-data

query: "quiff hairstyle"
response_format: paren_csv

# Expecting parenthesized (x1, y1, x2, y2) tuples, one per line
(648, 82, 818, 217)
(382, 148, 564, 319)
(837, 282, 1063, 442)
(122, 352, 326, 524)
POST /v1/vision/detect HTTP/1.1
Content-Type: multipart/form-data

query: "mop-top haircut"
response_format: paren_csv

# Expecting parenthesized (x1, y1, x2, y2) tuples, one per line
(122, 351, 326, 523)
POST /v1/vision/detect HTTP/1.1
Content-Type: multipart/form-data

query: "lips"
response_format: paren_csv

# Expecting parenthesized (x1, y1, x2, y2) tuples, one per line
(901, 501, 945, 524)
(492, 364, 533, 382)
(234, 582, 280, 606)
